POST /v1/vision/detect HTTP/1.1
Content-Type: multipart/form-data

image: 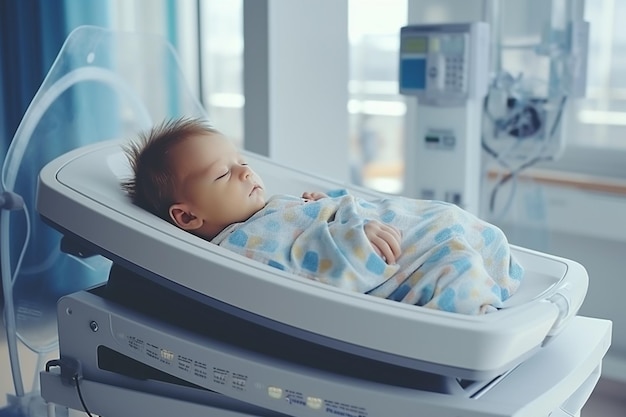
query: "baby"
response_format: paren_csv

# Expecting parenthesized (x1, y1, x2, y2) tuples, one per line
(122, 117, 524, 314)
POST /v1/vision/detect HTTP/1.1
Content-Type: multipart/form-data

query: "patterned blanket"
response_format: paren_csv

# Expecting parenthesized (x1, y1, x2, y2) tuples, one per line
(212, 190, 523, 314)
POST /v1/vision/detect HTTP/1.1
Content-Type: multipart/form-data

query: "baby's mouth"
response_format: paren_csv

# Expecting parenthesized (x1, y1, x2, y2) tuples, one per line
(250, 185, 262, 196)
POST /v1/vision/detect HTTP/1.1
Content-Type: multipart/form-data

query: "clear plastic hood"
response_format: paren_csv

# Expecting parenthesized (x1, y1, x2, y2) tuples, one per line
(1, 25, 207, 355)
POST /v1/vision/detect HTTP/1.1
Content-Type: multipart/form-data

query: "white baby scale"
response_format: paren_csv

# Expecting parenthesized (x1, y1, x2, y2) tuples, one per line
(37, 138, 611, 417)
(0, 26, 611, 417)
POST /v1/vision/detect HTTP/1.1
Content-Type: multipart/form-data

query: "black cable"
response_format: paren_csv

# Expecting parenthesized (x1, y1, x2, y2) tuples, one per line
(73, 375, 94, 417)
(44, 359, 60, 372)
(45, 359, 94, 417)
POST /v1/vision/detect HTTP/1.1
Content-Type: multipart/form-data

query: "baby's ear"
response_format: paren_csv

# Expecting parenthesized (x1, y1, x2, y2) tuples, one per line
(169, 204, 203, 231)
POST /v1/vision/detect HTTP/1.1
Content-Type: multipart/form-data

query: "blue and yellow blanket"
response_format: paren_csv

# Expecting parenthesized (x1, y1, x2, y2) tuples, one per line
(212, 190, 523, 314)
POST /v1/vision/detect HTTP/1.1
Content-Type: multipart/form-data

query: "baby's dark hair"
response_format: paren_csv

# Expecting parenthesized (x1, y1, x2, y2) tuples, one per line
(121, 116, 220, 220)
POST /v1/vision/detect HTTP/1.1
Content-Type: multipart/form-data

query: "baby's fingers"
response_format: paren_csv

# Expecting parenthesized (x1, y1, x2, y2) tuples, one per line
(364, 220, 402, 264)
(380, 224, 402, 262)
(301, 191, 328, 201)
(369, 235, 394, 264)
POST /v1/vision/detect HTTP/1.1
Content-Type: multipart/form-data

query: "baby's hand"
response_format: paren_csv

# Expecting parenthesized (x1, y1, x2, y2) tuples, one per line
(364, 220, 402, 264)
(302, 191, 328, 202)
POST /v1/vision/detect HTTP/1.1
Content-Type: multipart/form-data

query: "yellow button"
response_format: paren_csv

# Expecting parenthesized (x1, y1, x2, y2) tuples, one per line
(307, 397, 323, 409)
(268, 386, 283, 399)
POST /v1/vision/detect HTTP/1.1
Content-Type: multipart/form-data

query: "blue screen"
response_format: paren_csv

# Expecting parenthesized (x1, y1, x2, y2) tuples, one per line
(400, 58, 427, 90)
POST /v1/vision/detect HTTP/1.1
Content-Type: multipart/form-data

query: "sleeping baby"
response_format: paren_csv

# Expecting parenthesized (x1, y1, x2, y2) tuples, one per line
(122, 117, 524, 315)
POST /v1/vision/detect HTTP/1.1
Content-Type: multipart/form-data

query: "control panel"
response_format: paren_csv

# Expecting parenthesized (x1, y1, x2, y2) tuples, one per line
(400, 22, 490, 214)
(399, 22, 489, 105)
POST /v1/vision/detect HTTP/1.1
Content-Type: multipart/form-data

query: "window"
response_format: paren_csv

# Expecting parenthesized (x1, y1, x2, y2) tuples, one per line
(494, 0, 626, 179)
(348, 0, 408, 193)
(197, 0, 244, 147)
(194, 0, 625, 188)
(195, 0, 407, 190)
(569, 0, 626, 151)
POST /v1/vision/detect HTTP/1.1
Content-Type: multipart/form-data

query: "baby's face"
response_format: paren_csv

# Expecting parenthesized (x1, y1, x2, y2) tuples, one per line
(169, 133, 266, 238)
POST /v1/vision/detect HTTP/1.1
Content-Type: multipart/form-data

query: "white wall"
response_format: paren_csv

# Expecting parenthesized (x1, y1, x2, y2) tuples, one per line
(243, 0, 350, 182)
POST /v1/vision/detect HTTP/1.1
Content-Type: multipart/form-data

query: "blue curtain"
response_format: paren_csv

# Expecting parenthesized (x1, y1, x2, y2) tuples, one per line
(0, 2, 200, 405)
(0, 0, 112, 341)
(0, 0, 65, 160)
(0, 0, 111, 161)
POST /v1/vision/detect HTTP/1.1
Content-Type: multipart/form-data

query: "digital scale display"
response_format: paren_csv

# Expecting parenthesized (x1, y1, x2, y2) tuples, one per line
(402, 36, 428, 54)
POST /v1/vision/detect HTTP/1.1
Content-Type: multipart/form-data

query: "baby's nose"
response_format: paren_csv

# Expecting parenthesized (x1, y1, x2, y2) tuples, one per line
(239, 165, 252, 178)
